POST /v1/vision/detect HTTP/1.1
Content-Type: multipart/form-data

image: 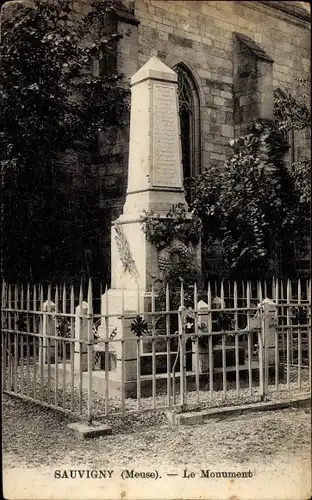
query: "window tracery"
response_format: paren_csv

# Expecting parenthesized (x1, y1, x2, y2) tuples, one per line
(174, 64, 201, 202)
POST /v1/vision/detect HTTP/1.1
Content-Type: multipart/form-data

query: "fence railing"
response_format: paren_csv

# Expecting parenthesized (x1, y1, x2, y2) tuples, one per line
(1, 278, 311, 423)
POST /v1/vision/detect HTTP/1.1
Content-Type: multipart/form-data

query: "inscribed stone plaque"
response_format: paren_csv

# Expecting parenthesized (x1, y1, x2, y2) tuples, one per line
(152, 83, 181, 187)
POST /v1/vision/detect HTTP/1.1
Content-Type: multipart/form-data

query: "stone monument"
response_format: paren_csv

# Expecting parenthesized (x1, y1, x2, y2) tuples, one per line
(111, 56, 188, 295)
(97, 57, 197, 396)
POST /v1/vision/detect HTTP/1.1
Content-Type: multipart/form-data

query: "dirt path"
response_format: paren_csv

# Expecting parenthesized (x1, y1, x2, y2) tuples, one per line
(3, 394, 311, 499)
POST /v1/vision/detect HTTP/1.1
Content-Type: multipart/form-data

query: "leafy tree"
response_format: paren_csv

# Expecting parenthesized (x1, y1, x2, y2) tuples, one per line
(273, 79, 311, 276)
(274, 78, 311, 132)
(190, 95, 310, 280)
(1, 0, 129, 283)
(274, 79, 311, 248)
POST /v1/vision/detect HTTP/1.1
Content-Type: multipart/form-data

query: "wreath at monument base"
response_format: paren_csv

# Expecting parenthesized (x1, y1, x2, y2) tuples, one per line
(140, 203, 202, 249)
(158, 239, 195, 277)
(141, 203, 202, 313)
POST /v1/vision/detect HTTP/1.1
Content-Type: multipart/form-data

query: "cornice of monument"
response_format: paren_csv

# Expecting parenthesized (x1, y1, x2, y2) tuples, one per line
(130, 56, 177, 86)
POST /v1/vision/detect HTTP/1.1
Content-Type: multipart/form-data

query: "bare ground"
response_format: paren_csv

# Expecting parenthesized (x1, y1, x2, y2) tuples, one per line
(3, 393, 312, 499)
(3, 393, 311, 470)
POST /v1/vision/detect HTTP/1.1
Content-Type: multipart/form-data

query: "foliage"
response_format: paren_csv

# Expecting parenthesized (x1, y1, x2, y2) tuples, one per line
(190, 78, 311, 280)
(156, 257, 202, 312)
(191, 119, 296, 278)
(293, 306, 308, 325)
(141, 204, 202, 311)
(274, 78, 311, 132)
(0, 0, 129, 283)
(274, 78, 311, 275)
(274, 79, 311, 227)
(141, 203, 202, 249)
(291, 159, 311, 208)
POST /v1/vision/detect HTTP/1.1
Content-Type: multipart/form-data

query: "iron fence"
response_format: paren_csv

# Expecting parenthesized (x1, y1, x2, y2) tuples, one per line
(1, 278, 311, 423)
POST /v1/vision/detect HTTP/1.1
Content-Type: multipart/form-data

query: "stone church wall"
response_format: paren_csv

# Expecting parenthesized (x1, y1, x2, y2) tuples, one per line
(115, 0, 310, 177)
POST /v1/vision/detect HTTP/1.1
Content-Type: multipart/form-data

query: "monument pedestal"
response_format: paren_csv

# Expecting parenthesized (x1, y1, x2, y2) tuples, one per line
(97, 288, 152, 397)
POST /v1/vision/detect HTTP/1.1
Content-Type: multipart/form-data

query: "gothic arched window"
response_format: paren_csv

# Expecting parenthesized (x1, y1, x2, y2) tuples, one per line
(174, 64, 201, 199)
(274, 88, 295, 170)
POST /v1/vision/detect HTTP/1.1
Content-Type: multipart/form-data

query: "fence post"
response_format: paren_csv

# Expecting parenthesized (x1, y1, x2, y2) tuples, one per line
(87, 279, 93, 424)
(1, 281, 7, 392)
(260, 298, 277, 394)
(192, 300, 209, 374)
(75, 301, 95, 372)
(178, 305, 186, 411)
(42, 300, 56, 364)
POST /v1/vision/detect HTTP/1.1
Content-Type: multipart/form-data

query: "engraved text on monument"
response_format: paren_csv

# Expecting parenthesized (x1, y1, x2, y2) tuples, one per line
(152, 84, 180, 187)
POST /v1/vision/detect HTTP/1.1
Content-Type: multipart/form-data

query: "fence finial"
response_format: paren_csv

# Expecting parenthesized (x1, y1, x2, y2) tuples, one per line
(62, 284, 66, 314)
(286, 279, 292, 304)
(180, 280, 184, 307)
(14, 284, 18, 309)
(194, 282, 198, 309)
(233, 281, 238, 308)
(1, 280, 7, 308)
(26, 283, 30, 310)
(297, 279, 301, 305)
(221, 281, 225, 308)
(275, 278, 279, 304)
(40, 283, 43, 311)
(166, 282, 170, 310)
(246, 281, 251, 307)
(47, 283, 51, 312)
(70, 285, 74, 316)
(87, 278, 93, 314)
(20, 284, 24, 310)
(55, 285, 59, 314)
(272, 277, 276, 300)
(79, 282, 83, 309)
(207, 282, 211, 308)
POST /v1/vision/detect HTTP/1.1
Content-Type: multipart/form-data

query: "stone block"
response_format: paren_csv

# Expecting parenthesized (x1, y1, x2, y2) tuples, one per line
(158, 30, 168, 41)
(67, 421, 112, 439)
(210, 152, 226, 161)
(220, 90, 233, 99)
(198, 69, 212, 79)
(211, 88, 221, 97)
(213, 96, 226, 107)
(166, 396, 311, 426)
(222, 75, 234, 85)
(168, 33, 193, 47)
(221, 124, 234, 138)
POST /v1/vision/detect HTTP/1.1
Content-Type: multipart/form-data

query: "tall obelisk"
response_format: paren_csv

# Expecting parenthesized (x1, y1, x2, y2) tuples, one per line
(110, 56, 188, 295)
